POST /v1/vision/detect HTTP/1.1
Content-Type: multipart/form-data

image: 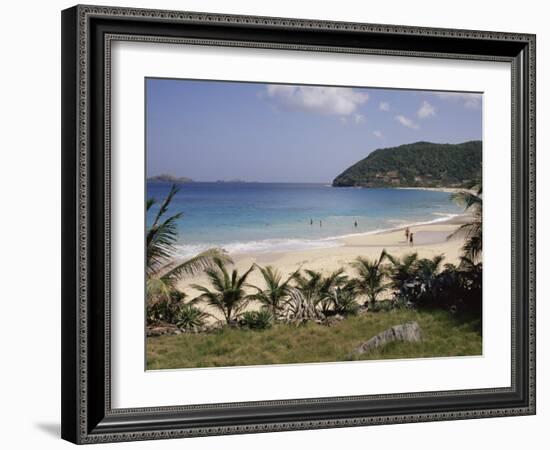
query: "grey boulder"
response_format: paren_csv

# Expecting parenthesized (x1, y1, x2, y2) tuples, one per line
(350, 321, 422, 356)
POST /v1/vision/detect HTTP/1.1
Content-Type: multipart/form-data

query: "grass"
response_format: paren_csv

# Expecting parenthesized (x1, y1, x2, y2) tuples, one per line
(146, 309, 482, 370)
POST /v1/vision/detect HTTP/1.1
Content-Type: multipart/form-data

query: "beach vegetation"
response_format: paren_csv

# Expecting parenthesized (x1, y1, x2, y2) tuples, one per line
(173, 304, 210, 331)
(279, 269, 349, 324)
(386, 252, 419, 289)
(239, 310, 273, 330)
(146, 289, 187, 325)
(248, 265, 298, 319)
(350, 250, 391, 308)
(329, 282, 361, 316)
(449, 182, 482, 261)
(190, 257, 256, 325)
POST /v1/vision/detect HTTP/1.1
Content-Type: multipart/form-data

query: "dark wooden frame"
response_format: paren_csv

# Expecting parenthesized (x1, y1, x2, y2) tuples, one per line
(61, 4, 536, 444)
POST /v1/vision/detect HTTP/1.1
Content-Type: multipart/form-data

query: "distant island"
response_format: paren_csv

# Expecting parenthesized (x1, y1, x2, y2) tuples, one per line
(147, 174, 194, 183)
(332, 141, 481, 188)
(215, 179, 250, 183)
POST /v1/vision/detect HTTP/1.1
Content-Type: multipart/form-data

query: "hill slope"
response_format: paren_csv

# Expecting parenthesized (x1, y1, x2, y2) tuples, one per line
(332, 141, 481, 188)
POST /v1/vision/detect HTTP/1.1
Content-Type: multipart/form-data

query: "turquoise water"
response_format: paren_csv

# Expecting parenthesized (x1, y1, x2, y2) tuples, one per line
(147, 182, 463, 258)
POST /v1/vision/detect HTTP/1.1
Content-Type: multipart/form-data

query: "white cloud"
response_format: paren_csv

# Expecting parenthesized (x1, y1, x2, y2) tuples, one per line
(379, 101, 390, 111)
(433, 92, 482, 109)
(265, 85, 368, 116)
(353, 113, 365, 124)
(373, 130, 383, 139)
(395, 115, 420, 129)
(417, 100, 436, 118)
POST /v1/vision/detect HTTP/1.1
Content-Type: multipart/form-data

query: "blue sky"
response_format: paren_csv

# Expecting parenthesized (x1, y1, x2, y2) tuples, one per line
(146, 78, 482, 183)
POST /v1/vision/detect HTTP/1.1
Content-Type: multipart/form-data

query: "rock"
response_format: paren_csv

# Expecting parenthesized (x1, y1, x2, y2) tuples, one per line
(324, 314, 345, 327)
(350, 322, 422, 356)
(146, 323, 180, 337)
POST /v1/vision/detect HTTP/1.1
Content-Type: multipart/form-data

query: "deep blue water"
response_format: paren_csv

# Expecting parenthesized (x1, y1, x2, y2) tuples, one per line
(147, 182, 463, 258)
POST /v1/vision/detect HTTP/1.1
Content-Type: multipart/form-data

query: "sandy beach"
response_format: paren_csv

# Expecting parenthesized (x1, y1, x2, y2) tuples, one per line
(395, 187, 474, 194)
(175, 215, 469, 321)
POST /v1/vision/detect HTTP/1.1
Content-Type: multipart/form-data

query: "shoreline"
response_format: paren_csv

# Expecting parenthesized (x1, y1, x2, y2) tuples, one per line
(173, 212, 470, 260)
(395, 186, 474, 194)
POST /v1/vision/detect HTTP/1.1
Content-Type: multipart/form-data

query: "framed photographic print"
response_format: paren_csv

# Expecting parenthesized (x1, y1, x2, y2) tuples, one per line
(61, 5, 536, 444)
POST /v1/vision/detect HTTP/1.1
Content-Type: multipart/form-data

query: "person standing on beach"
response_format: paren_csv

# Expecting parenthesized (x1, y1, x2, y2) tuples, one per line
(354, 221, 358, 228)
(405, 227, 410, 241)
(320, 220, 322, 227)
(310, 218, 313, 226)
(409, 232, 414, 247)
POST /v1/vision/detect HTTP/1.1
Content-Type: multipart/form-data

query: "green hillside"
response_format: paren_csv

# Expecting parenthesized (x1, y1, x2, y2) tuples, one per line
(332, 141, 482, 188)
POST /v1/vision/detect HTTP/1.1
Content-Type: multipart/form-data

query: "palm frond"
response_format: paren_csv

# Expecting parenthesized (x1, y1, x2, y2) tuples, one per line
(351, 252, 390, 306)
(450, 190, 482, 212)
(146, 277, 173, 304)
(237, 264, 255, 288)
(146, 198, 156, 211)
(449, 182, 483, 260)
(151, 184, 179, 229)
(188, 258, 255, 324)
(163, 249, 232, 281)
(203, 266, 226, 293)
(462, 233, 483, 262)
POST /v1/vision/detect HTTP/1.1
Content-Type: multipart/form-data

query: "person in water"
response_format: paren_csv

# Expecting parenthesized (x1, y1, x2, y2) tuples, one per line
(409, 232, 414, 247)
(320, 220, 322, 227)
(354, 221, 358, 228)
(310, 218, 313, 226)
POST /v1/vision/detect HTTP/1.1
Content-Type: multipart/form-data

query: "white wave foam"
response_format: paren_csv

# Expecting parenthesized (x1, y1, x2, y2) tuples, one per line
(173, 213, 461, 259)
(319, 213, 460, 241)
(174, 238, 342, 259)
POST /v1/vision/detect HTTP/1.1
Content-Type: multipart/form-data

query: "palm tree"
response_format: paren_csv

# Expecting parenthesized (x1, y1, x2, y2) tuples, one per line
(330, 280, 360, 316)
(385, 252, 419, 293)
(351, 250, 390, 308)
(448, 183, 482, 261)
(146, 184, 231, 304)
(416, 254, 445, 283)
(317, 269, 349, 315)
(283, 269, 347, 323)
(190, 257, 255, 324)
(457, 255, 482, 272)
(296, 269, 347, 311)
(414, 254, 446, 303)
(434, 255, 482, 315)
(248, 265, 298, 318)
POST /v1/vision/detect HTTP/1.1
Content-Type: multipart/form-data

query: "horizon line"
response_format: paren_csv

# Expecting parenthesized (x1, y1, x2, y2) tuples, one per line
(147, 179, 333, 184)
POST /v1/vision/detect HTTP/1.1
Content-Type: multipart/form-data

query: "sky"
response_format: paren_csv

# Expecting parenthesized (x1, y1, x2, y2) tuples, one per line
(146, 78, 482, 183)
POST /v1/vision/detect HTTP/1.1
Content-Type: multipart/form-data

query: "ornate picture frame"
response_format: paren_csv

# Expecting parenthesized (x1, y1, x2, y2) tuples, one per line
(61, 4, 536, 444)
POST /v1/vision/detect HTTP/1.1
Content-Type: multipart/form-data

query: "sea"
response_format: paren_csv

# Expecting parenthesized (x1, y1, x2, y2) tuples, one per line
(146, 182, 463, 259)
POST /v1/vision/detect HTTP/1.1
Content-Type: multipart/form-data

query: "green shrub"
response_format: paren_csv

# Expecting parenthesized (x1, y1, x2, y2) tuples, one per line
(175, 304, 209, 331)
(331, 287, 360, 316)
(370, 300, 395, 313)
(239, 310, 273, 330)
(147, 290, 186, 325)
